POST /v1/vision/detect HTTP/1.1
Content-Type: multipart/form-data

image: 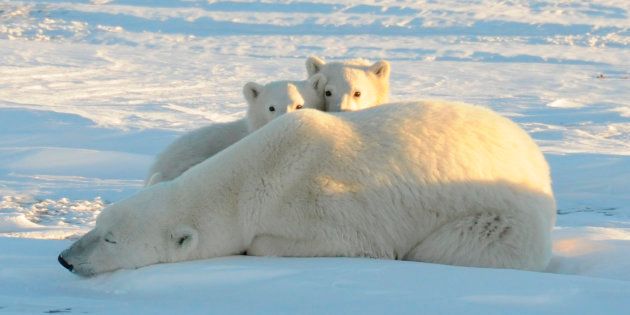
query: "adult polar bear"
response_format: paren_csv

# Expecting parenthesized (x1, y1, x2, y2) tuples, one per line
(59, 100, 555, 276)
(146, 75, 326, 185)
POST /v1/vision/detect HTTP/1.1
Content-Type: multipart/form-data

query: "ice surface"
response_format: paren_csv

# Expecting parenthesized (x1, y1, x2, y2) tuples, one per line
(2, 238, 630, 314)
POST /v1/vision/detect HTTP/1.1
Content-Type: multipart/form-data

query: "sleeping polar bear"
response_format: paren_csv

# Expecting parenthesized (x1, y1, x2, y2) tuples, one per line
(59, 100, 556, 276)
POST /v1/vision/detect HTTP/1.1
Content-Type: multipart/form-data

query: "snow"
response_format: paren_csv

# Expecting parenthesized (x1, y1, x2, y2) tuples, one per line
(3, 238, 630, 314)
(0, 0, 629, 313)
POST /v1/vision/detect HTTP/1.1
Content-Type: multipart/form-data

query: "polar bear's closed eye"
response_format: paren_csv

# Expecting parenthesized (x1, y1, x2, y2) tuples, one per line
(104, 232, 117, 244)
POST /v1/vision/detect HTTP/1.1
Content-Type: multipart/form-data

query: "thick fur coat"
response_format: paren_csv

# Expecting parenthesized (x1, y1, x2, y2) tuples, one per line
(61, 100, 555, 276)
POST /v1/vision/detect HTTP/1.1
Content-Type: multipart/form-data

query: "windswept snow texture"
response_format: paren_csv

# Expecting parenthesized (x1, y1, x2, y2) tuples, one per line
(0, 0, 629, 313)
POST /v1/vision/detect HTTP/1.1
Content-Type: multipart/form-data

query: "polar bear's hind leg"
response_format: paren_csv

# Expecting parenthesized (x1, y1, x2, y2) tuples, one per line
(404, 212, 547, 271)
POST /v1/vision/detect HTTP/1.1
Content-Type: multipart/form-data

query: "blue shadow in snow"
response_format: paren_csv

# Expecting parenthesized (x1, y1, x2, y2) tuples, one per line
(0, 108, 178, 156)
(46, 8, 622, 38)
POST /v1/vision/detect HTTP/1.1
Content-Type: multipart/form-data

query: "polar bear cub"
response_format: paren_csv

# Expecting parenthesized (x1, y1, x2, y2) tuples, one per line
(60, 100, 555, 276)
(145, 74, 326, 185)
(306, 56, 390, 112)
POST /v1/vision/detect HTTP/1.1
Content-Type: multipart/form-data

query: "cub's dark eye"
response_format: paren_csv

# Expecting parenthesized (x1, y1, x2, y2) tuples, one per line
(296, 104, 303, 109)
(268, 106, 275, 112)
(325, 91, 332, 97)
(354, 91, 361, 98)
(105, 238, 117, 244)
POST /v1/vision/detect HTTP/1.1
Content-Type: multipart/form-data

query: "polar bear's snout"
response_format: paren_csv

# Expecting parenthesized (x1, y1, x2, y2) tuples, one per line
(58, 229, 102, 276)
(58, 254, 73, 271)
(58, 197, 203, 276)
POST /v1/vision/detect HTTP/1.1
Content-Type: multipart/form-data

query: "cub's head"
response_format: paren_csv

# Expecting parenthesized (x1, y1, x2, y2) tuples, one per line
(306, 56, 390, 112)
(243, 74, 326, 132)
(58, 183, 237, 277)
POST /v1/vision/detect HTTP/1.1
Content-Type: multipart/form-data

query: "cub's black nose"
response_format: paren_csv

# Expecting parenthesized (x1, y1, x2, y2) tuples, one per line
(58, 255, 73, 271)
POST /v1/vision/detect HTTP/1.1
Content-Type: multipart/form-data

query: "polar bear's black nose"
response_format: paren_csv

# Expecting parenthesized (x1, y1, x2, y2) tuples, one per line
(58, 255, 73, 271)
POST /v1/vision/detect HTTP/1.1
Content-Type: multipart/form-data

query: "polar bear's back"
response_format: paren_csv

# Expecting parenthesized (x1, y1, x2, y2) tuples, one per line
(258, 100, 555, 220)
(282, 101, 552, 220)
(296, 100, 552, 195)
(367, 101, 550, 193)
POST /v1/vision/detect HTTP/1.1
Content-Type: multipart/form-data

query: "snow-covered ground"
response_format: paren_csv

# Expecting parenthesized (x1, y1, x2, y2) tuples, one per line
(0, 0, 629, 313)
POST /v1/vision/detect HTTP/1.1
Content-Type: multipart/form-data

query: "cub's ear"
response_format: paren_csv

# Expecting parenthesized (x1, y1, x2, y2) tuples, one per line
(306, 56, 326, 77)
(369, 60, 390, 79)
(307, 73, 327, 94)
(171, 225, 198, 251)
(243, 82, 264, 105)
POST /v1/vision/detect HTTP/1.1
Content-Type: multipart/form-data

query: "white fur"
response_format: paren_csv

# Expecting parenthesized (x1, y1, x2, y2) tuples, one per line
(61, 100, 555, 276)
(306, 56, 390, 111)
(145, 75, 327, 185)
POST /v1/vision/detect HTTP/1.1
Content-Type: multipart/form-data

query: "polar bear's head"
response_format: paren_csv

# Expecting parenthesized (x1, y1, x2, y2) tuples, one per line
(243, 75, 327, 132)
(305, 56, 390, 112)
(58, 183, 242, 276)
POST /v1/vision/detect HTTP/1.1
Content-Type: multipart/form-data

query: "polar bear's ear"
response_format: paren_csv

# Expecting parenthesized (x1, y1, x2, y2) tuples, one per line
(243, 82, 264, 105)
(369, 60, 391, 79)
(307, 73, 327, 94)
(306, 56, 326, 77)
(171, 225, 198, 252)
